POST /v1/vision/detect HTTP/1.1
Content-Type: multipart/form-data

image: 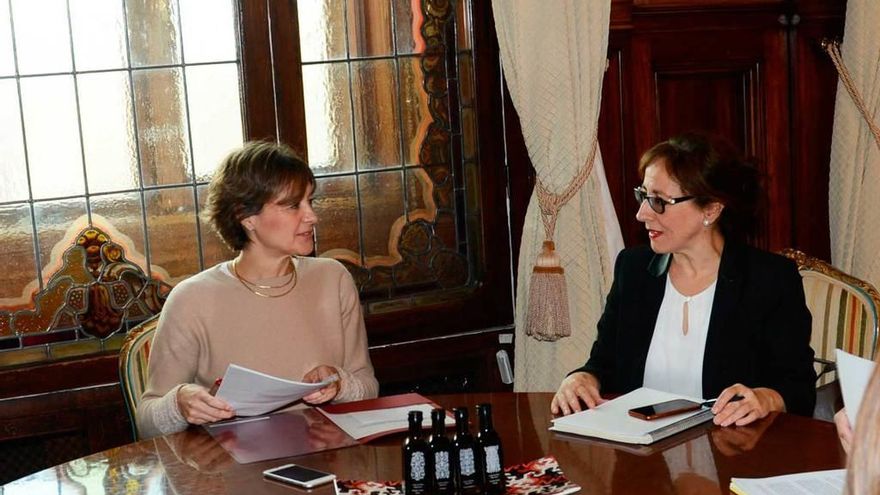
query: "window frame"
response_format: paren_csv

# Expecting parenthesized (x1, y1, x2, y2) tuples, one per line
(238, 1, 513, 346)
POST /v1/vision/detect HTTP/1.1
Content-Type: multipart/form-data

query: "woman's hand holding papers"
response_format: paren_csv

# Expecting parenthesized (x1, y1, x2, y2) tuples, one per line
(551, 372, 607, 415)
(711, 383, 783, 427)
(302, 365, 341, 404)
(177, 384, 235, 425)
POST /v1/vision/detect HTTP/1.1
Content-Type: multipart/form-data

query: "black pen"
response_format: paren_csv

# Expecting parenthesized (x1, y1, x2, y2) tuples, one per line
(700, 394, 744, 409)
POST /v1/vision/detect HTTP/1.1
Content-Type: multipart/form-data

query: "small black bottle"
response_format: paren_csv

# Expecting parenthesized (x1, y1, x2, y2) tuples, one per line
(403, 410, 431, 495)
(476, 403, 505, 495)
(428, 408, 455, 495)
(452, 407, 482, 495)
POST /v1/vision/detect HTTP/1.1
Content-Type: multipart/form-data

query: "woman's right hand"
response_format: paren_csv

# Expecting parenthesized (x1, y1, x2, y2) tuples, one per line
(551, 372, 605, 415)
(834, 408, 853, 455)
(176, 384, 235, 425)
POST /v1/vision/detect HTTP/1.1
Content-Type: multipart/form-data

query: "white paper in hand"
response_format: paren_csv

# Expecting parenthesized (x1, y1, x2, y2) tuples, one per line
(835, 349, 876, 427)
(215, 364, 336, 416)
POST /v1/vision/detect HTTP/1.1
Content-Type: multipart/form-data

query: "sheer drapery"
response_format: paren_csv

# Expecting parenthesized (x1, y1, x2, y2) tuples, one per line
(493, 1, 623, 391)
(829, 0, 880, 292)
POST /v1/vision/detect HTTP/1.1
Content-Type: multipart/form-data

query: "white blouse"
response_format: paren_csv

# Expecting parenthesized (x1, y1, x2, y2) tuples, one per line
(642, 276, 717, 399)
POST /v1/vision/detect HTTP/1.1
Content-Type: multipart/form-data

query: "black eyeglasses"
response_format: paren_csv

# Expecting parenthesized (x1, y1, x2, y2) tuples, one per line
(633, 187, 695, 214)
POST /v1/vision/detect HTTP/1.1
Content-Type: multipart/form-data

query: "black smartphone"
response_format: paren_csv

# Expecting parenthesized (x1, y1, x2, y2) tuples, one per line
(627, 399, 702, 421)
(263, 464, 336, 488)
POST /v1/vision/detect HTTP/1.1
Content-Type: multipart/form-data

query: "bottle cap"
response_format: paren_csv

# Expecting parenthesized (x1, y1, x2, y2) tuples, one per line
(431, 407, 446, 422)
(408, 410, 423, 422)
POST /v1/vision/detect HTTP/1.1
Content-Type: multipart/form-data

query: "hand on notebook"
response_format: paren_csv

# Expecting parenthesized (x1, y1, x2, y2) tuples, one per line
(302, 365, 341, 404)
(834, 408, 852, 455)
(551, 371, 607, 415)
(177, 384, 235, 425)
(711, 384, 783, 427)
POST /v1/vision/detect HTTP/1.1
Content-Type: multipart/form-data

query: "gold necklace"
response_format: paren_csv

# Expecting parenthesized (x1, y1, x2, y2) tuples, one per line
(233, 257, 295, 289)
(232, 258, 297, 298)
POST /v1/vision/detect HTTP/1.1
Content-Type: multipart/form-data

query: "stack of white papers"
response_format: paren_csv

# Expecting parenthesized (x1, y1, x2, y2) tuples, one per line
(320, 403, 454, 440)
(730, 469, 845, 495)
(550, 387, 713, 445)
(835, 349, 876, 426)
(215, 364, 336, 416)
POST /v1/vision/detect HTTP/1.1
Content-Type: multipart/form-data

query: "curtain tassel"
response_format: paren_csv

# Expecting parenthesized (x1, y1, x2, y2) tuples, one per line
(524, 240, 571, 341)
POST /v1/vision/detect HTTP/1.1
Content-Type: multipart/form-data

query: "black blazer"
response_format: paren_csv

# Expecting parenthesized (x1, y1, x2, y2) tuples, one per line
(573, 242, 816, 416)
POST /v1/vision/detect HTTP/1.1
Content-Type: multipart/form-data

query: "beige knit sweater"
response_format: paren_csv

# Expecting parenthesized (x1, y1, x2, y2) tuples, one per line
(137, 257, 378, 439)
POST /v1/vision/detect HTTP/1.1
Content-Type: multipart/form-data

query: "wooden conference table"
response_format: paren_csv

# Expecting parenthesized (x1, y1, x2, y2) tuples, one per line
(3, 393, 846, 494)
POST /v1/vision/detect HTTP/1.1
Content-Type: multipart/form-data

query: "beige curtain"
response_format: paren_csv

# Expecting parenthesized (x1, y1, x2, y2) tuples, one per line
(829, 0, 880, 291)
(493, 1, 623, 391)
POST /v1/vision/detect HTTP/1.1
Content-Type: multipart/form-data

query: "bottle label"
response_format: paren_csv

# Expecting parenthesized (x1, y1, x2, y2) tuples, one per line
(411, 452, 426, 481)
(434, 451, 451, 479)
(484, 445, 501, 473)
(459, 448, 476, 476)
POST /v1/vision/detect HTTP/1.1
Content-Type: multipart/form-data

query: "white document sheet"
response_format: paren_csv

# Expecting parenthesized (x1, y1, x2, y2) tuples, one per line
(835, 349, 876, 427)
(320, 403, 454, 440)
(549, 387, 711, 445)
(215, 364, 336, 416)
(729, 469, 845, 495)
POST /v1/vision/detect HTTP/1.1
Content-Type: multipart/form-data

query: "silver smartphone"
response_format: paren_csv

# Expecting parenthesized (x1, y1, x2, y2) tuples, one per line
(263, 463, 336, 488)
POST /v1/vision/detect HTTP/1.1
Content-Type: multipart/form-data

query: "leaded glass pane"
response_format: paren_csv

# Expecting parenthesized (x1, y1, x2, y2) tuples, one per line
(359, 171, 404, 264)
(0, 80, 28, 202)
(297, 0, 347, 62)
(197, 184, 234, 269)
(90, 192, 147, 265)
(19, 75, 85, 199)
(133, 67, 191, 187)
(185, 63, 244, 182)
(314, 175, 360, 260)
(347, 0, 393, 58)
(11, 0, 71, 75)
(78, 71, 139, 194)
(302, 62, 354, 174)
(179, 0, 237, 64)
(405, 168, 434, 219)
(0, 1, 15, 76)
(69, 0, 128, 71)
(144, 187, 198, 281)
(352, 59, 401, 170)
(392, 0, 422, 55)
(33, 199, 88, 285)
(398, 56, 430, 166)
(126, 0, 181, 67)
(0, 203, 36, 300)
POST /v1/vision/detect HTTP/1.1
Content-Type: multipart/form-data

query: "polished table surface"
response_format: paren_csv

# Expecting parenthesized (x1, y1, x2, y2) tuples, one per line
(3, 393, 846, 494)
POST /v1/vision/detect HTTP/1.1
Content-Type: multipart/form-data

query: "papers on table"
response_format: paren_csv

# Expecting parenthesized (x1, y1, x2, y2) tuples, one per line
(835, 349, 876, 427)
(729, 469, 845, 495)
(215, 364, 336, 416)
(318, 393, 454, 442)
(549, 387, 714, 445)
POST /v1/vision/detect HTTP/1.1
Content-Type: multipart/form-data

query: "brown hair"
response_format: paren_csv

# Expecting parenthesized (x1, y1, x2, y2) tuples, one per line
(202, 141, 315, 251)
(845, 357, 880, 494)
(638, 132, 761, 241)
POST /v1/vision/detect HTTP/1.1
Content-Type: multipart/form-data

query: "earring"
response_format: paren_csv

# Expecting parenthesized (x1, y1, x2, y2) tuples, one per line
(702, 218, 710, 227)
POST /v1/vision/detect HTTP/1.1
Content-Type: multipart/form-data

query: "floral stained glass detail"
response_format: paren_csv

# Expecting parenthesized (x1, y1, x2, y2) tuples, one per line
(0, 227, 170, 341)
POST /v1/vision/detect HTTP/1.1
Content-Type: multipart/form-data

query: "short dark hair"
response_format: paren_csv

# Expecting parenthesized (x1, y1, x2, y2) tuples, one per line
(203, 141, 315, 251)
(638, 132, 761, 241)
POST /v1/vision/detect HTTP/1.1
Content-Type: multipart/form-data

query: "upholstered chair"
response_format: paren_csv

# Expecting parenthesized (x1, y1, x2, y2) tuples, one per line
(118, 315, 160, 440)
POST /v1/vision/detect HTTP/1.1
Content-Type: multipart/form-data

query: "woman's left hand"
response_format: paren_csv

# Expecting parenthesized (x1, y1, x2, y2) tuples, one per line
(302, 365, 341, 404)
(711, 384, 784, 427)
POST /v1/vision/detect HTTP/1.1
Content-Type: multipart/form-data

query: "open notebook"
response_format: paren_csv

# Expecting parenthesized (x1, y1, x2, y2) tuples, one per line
(550, 387, 714, 445)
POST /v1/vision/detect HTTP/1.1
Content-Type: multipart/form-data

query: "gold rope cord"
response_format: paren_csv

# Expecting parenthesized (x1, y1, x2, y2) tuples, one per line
(534, 129, 600, 241)
(824, 39, 880, 150)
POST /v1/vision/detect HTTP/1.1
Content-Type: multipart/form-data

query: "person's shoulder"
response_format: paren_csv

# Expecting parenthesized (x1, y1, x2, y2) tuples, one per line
(298, 256, 354, 283)
(737, 243, 797, 273)
(165, 264, 230, 301)
(615, 245, 655, 266)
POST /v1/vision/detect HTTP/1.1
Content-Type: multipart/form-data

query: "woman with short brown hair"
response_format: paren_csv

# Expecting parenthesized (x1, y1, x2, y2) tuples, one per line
(137, 141, 378, 439)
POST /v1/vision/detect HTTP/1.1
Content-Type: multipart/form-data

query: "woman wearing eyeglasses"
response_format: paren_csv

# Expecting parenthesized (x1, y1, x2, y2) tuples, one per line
(551, 132, 816, 426)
